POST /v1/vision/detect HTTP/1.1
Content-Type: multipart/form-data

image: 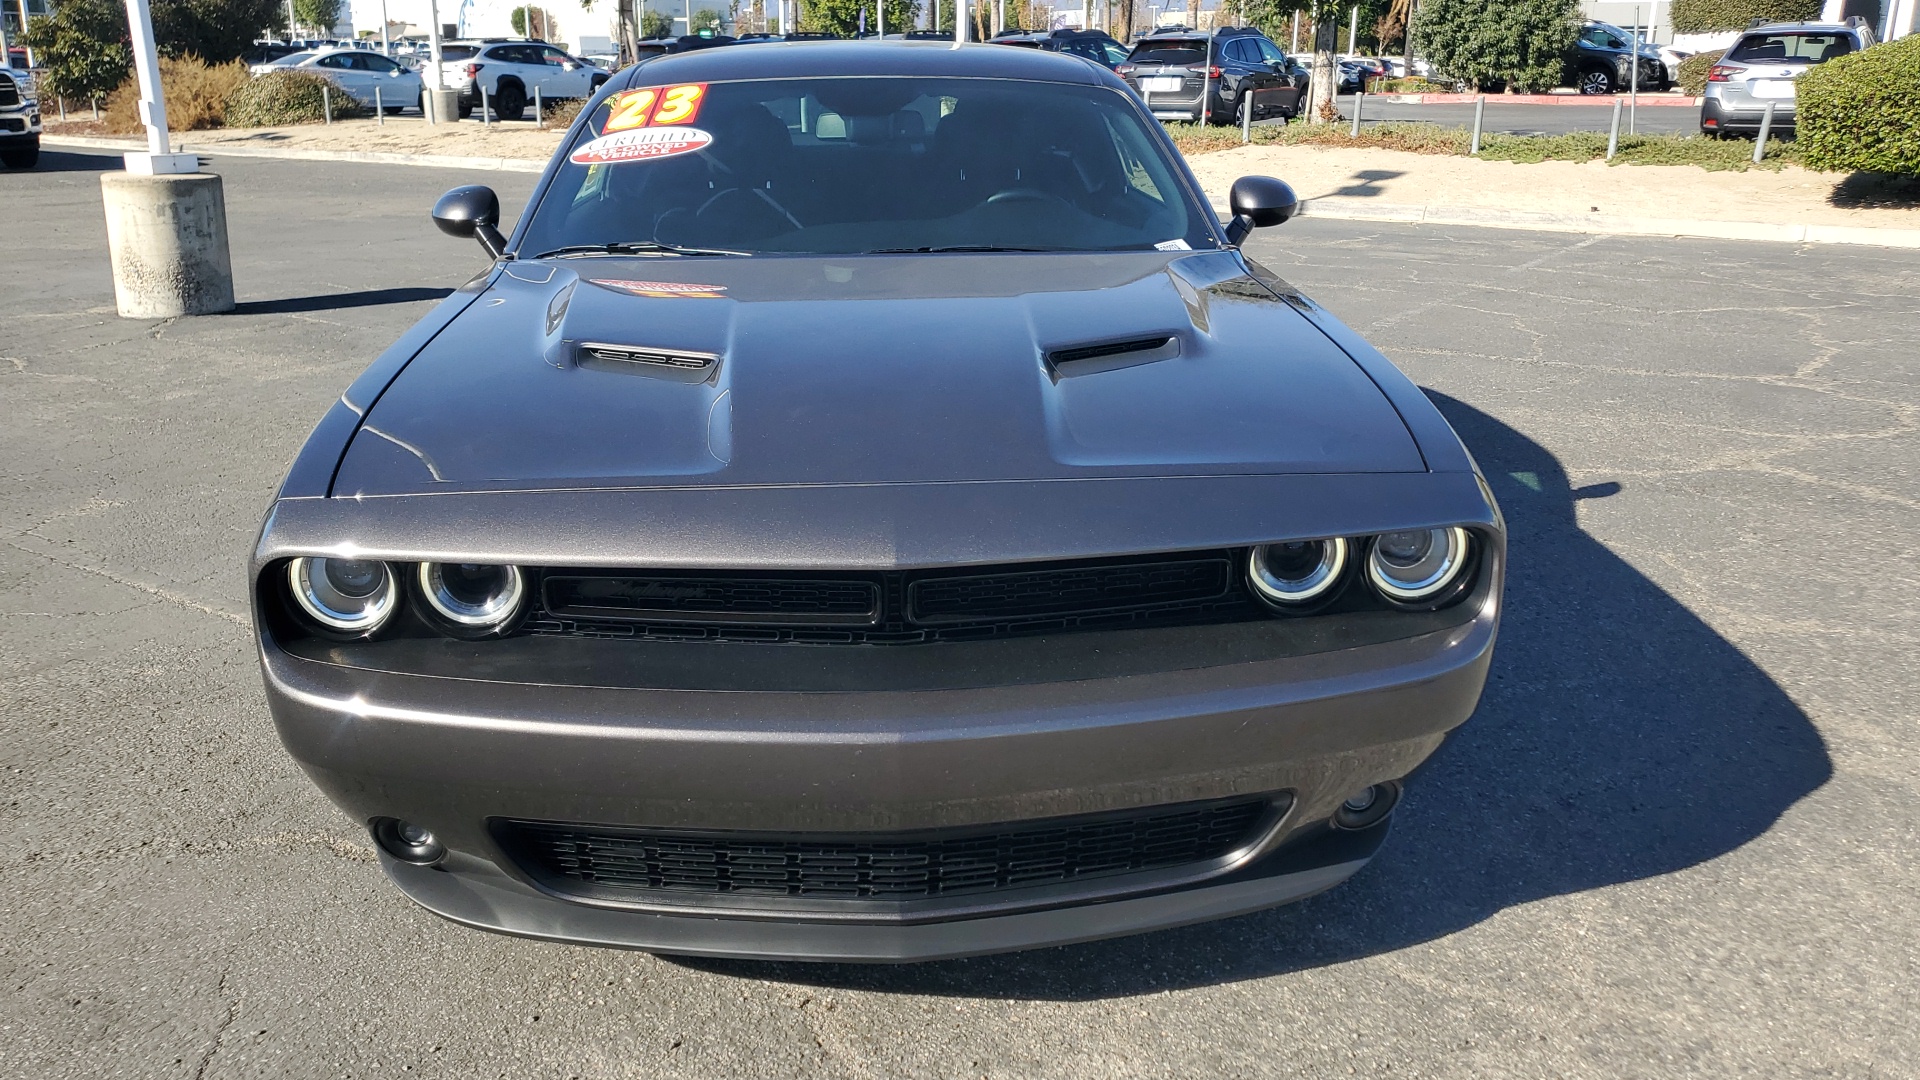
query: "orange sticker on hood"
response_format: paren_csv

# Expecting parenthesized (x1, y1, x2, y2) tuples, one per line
(590, 278, 729, 299)
(570, 126, 713, 165)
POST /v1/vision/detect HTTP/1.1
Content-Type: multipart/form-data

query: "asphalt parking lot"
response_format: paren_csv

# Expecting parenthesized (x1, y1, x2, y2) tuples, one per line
(3, 148, 1916, 1078)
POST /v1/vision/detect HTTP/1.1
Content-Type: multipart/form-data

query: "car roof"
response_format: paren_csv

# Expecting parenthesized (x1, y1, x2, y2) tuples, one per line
(1737, 21, 1860, 32)
(620, 39, 1117, 87)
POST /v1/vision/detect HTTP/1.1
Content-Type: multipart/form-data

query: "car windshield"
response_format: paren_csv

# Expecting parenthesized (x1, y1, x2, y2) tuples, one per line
(518, 76, 1209, 258)
(1129, 44, 1206, 64)
(1728, 32, 1853, 63)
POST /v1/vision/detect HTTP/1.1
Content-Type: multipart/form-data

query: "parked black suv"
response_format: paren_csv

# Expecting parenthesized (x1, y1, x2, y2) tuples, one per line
(1566, 21, 1670, 94)
(988, 28, 1132, 69)
(1117, 26, 1303, 125)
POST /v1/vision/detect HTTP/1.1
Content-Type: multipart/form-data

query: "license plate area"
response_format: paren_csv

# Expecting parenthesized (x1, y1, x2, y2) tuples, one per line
(1749, 78, 1796, 99)
(1141, 76, 1184, 93)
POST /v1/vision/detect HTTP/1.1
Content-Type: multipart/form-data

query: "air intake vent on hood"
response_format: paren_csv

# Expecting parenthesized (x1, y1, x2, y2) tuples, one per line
(1045, 335, 1180, 377)
(579, 343, 719, 372)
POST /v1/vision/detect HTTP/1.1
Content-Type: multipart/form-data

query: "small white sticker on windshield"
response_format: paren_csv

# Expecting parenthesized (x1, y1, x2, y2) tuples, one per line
(1155, 239, 1192, 251)
(570, 127, 714, 166)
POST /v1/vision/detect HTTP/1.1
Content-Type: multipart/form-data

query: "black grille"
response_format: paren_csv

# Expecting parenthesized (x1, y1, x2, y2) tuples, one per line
(525, 551, 1256, 645)
(545, 573, 880, 626)
(497, 797, 1272, 904)
(0, 76, 18, 109)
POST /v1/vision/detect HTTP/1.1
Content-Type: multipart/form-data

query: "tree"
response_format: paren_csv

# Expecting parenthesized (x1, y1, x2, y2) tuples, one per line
(511, 6, 557, 36)
(1416, 0, 1578, 93)
(1669, 0, 1818, 34)
(154, 0, 289, 61)
(691, 7, 722, 30)
(20, 0, 131, 102)
(801, 0, 920, 36)
(291, 0, 342, 35)
(640, 6, 674, 36)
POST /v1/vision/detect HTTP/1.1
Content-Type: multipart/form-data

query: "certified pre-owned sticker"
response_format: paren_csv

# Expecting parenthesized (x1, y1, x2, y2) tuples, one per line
(590, 279, 729, 298)
(570, 127, 713, 166)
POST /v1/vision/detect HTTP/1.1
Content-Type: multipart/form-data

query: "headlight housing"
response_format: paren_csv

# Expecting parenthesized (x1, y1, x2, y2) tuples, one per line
(415, 562, 528, 636)
(287, 557, 399, 635)
(1366, 526, 1473, 606)
(1248, 538, 1348, 608)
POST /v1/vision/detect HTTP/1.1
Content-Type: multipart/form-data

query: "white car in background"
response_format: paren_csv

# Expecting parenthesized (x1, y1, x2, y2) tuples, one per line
(253, 47, 427, 113)
(433, 40, 610, 121)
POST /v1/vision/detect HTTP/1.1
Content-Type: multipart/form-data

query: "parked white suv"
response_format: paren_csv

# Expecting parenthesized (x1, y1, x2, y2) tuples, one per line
(0, 64, 40, 169)
(436, 40, 608, 121)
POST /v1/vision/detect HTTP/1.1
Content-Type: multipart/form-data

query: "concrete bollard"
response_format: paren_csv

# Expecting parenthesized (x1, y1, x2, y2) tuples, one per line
(424, 88, 461, 125)
(100, 172, 236, 318)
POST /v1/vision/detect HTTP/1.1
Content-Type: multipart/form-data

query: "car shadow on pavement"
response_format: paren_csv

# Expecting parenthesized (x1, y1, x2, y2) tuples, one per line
(673, 392, 1832, 999)
(23, 150, 123, 174)
(231, 287, 453, 315)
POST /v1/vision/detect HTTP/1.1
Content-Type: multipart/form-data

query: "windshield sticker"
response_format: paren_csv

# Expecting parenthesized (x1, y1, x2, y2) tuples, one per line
(602, 83, 708, 133)
(1155, 238, 1192, 251)
(589, 278, 729, 299)
(571, 126, 714, 166)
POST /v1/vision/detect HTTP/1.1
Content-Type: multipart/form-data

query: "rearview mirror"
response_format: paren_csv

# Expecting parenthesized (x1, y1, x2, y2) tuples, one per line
(432, 185, 507, 259)
(1224, 175, 1299, 246)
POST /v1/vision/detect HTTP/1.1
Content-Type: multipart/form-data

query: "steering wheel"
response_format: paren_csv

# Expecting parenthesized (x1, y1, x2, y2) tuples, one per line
(985, 188, 1074, 209)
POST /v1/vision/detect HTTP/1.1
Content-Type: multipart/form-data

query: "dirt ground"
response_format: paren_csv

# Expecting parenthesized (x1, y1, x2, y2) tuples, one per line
(46, 116, 1919, 231)
(1184, 143, 1920, 230)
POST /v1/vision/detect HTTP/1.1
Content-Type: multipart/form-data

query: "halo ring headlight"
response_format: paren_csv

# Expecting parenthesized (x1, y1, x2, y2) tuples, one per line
(416, 562, 527, 631)
(1249, 538, 1349, 607)
(1367, 526, 1472, 603)
(288, 557, 398, 634)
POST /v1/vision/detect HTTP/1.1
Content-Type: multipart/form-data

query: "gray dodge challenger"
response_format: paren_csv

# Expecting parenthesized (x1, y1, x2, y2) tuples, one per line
(253, 41, 1504, 962)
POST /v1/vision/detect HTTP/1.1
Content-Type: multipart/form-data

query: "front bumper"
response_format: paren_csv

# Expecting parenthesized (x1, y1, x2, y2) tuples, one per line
(261, 563, 1499, 959)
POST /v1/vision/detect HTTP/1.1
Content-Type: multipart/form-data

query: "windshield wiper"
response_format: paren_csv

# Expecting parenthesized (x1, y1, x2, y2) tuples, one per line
(860, 245, 1071, 254)
(533, 241, 753, 259)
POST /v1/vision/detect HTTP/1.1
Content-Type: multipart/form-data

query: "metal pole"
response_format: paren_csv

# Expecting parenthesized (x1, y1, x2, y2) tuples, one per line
(375, 85, 382, 124)
(1754, 101, 1775, 163)
(123, 0, 173, 159)
(1347, 4, 1356, 54)
(13, 0, 35, 67)
(323, 83, 332, 123)
(59, 97, 67, 121)
(684, 0, 691, 34)
(1605, 95, 1621, 160)
(381, 0, 390, 56)
(1351, 90, 1362, 135)
(1291, 10, 1299, 51)
(428, 0, 445, 92)
(534, 86, 542, 128)
(1629, 7, 1639, 135)
(480, 82, 489, 124)
(1243, 89, 1252, 142)
(953, 0, 967, 44)
(1470, 93, 1483, 154)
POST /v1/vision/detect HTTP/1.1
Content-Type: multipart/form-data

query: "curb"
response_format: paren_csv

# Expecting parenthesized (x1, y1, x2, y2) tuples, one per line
(1210, 196, 1920, 249)
(1378, 93, 1699, 106)
(44, 135, 548, 173)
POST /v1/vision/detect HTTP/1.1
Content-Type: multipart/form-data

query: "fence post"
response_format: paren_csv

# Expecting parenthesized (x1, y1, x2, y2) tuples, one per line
(58, 97, 67, 122)
(375, 86, 383, 125)
(1754, 101, 1775, 164)
(1606, 96, 1622, 161)
(535, 86, 543, 130)
(1351, 91, 1363, 137)
(92, 96, 100, 121)
(323, 84, 332, 125)
(1470, 94, 1484, 155)
(1242, 90, 1252, 143)
(480, 84, 490, 125)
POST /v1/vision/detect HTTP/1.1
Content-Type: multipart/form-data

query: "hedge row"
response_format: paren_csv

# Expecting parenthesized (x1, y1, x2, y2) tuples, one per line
(1797, 34, 1920, 177)
(225, 69, 368, 127)
(1669, 0, 1819, 34)
(1675, 49, 1726, 96)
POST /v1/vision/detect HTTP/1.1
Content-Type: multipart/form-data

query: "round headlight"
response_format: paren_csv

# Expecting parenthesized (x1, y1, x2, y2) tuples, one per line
(1249, 538, 1349, 607)
(288, 557, 398, 634)
(1366, 527, 1472, 603)
(416, 562, 526, 632)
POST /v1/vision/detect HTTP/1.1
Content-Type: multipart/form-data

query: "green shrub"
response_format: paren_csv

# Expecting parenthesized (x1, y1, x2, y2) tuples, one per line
(1797, 34, 1920, 178)
(1676, 49, 1725, 96)
(103, 55, 248, 132)
(20, 0, 132, 104)
(224, 70, 368, 127)
(1669, 0, 1818, 34)
(542, 96, 586, 128)
(1415, 0, 1582, 93)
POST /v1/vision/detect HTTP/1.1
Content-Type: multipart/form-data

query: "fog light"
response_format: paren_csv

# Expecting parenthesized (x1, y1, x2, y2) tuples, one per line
(372, 817, 447, 865)
(1332, 782, 1400, 830)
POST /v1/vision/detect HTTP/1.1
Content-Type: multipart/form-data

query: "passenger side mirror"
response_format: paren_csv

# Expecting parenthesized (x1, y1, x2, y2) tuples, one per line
(432, 185, 507, 259)
(1224, 175, 1299, 246)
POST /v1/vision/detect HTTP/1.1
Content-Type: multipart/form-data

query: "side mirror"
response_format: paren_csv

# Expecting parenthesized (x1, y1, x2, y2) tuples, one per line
(1224, 175, 1299, 246)
(432, 185, 507, 259)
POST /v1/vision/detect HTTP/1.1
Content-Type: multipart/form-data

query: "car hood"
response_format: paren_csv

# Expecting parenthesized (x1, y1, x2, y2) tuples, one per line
(332, 250, 1425, 496)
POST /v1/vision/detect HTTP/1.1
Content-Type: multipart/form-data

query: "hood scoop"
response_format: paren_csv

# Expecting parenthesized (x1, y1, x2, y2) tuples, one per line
(1045, 334, 1181, 379)
(577, 341, 721, 383)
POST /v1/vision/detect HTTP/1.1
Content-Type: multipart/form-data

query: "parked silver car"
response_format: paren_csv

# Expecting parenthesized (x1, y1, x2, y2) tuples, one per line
(1700, 20, 1875, 136)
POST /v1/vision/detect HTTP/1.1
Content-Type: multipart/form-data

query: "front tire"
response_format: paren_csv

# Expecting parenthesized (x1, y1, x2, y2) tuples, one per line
(1, 143, 38, 169)
(1579, 67, 1614, 95)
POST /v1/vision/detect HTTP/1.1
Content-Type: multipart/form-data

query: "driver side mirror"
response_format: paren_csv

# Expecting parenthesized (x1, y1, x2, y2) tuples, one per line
(432, 185, 507, 259)
(1224, 175, 1299, 246)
